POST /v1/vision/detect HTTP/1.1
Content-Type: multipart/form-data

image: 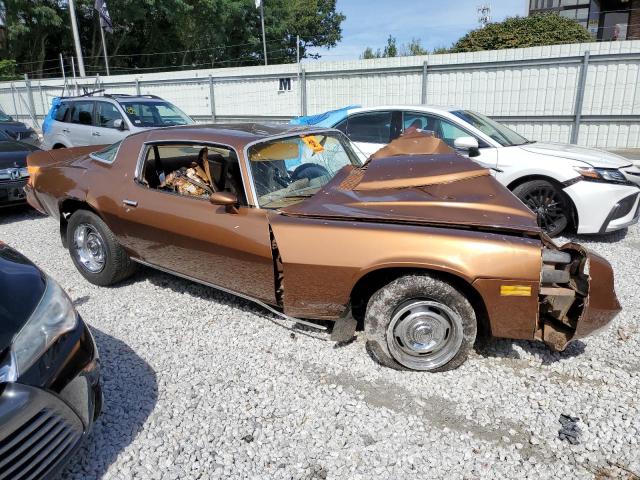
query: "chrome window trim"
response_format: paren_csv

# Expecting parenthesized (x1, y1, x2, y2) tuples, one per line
(241, 127, 356, 209)
(133, 139, 250, 204)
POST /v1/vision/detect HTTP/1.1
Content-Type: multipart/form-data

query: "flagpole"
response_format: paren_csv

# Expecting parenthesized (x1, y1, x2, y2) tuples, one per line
(99, 26, 110, 76)
(260, 0, 267, 65)
(68, 0, 86, 77)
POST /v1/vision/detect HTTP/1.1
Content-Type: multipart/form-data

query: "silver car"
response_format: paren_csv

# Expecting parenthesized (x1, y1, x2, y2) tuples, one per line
(42, 94, 194, 150)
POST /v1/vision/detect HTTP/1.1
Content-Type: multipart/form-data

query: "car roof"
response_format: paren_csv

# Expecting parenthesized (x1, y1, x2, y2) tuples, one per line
(347, 105, 461, 114)
(138, 122, 340, 148)
(62, 94, 165, 103)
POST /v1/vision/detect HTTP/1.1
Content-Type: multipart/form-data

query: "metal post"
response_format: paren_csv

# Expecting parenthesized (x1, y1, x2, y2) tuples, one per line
(11, 82, 18, 120)
(68, 0, 86, 77)
(421, 60, 428, 104)
(135, 79, 141, 95)
(571, 50, 590, 145)
(23, 74, 39, 128)
(209, 75, 216, 122)
(297, 35, 301, 116)
(260, 0, 267, 65)
(99, 26, 110, 76)
(59, 54, 66, 83)
(38, 82, 46, 116)
(71, 56, 77, 79)
(300, 67, 307, 116)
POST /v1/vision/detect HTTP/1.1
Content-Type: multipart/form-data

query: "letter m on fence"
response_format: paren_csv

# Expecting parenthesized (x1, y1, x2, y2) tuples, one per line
(278, 78, 292, 91)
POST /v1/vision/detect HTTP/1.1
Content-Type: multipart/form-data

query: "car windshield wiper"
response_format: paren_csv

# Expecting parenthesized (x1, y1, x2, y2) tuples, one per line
(281, 193, 314, 199)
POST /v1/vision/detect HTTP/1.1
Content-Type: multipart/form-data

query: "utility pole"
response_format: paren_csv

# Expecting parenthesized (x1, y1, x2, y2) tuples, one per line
(99, 26, 110, 76)
(257, 0, 267, 65)
(477, 4, 491, 27)
(68, 0, 86, 77)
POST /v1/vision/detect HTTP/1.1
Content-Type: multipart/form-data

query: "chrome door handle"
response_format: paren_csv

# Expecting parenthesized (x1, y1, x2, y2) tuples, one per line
(122, 199, 138, 207)
(92, 132, 101, 136)
(62, 129, 70, 133)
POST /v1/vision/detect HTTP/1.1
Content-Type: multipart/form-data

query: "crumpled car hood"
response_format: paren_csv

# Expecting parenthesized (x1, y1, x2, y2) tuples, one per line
(519, 142, 632, 169)
(281, 153, 540, 234)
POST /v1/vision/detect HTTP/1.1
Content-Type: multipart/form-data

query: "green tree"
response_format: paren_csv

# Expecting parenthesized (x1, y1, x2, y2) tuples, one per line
(361, 36, 429, 59)
(450, 12, 592, 53)
(2, 0, 345, 77)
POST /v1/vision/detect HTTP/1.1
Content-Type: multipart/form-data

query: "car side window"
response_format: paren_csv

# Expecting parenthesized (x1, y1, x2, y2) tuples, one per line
(91, 141, 122, 164)
(138, 143, 246, 205)
(69, 101, 94, 126)
(345, 112, 393, 143)
(403, 112, 489, 149)
(95, 102, 124, 129)
(54, 103, 70, 122)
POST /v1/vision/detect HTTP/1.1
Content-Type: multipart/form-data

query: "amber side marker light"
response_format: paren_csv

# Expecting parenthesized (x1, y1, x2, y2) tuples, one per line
(500, 285, 532, 297)
(27, 165, 40, 186)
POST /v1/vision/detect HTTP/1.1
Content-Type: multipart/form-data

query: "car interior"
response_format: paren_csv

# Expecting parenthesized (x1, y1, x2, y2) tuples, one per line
(139, 144, 246, 204)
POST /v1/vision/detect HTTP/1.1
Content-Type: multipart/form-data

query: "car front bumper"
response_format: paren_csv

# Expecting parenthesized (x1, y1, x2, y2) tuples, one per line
(563, 180, 640, 234)
(0, 326, 101, 480)
(539, 243, 621, 351)
(0, 179, 28, 207)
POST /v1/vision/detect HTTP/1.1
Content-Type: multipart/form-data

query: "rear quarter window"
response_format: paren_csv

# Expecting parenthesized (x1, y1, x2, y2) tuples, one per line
(54, 103, 70, 122)
(90, 141, 122, 164)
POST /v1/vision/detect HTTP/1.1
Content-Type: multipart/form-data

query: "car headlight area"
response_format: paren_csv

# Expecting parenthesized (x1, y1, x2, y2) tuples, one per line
(574, 166, 629, 184)
(0, 273, 102, 479)
(4, 277, 78, 381)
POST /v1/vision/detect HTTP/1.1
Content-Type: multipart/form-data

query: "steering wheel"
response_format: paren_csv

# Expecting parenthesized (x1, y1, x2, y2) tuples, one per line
(290, 163, 329, 182)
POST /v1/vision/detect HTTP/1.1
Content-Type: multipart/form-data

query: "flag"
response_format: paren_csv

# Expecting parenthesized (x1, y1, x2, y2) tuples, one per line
(94, 0, 113, 33)
(255, 0, 261, 8)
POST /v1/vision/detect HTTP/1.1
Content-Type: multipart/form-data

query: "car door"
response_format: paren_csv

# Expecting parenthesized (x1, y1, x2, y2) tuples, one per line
(336, 111, 400, 158)
(92, 101, 128, 145)
(66, 101, 96, 147)
(401, 111, 498, 169)
(113, 141, 277, 305)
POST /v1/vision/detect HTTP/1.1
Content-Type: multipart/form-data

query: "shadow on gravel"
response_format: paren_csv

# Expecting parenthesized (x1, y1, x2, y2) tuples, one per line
(58, 327, 158, 480)
(476, 337, 586, 365)
(135, 265, 330, 340)
(0, 205, 45, 226)
(560, 227, 629, 244)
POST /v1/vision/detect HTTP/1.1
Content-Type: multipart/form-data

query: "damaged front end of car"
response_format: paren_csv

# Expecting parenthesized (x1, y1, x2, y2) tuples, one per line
(537, 239, 621, 351)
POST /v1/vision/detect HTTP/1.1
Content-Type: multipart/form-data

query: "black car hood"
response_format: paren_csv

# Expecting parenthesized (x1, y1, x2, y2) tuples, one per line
(0, 121, 34, 136)
(0, 140, 39, 169)
(0, 244, 46, 351)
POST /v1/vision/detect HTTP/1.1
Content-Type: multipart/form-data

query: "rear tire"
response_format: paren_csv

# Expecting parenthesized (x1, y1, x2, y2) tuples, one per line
(512, 179, 570, 237)
(365, 274, 476, 372)
(67, 210, 136, 286)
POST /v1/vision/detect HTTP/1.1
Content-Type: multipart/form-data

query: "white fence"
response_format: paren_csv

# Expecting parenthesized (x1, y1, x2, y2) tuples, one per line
(1, 40, 640, 149)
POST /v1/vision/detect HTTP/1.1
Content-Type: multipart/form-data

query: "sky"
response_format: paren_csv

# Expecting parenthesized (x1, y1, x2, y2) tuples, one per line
(308, 0, 529, 60)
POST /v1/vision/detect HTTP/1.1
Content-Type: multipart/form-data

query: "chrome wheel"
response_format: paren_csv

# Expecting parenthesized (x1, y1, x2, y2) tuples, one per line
(73, 223, 106, 273)
(386, 300, 464, 371)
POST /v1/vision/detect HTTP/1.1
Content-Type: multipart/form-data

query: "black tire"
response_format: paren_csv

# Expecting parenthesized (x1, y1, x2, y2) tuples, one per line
(365, 274, 477, 372)
(512, 179, 570, 237)
(66, 210, 136, 286)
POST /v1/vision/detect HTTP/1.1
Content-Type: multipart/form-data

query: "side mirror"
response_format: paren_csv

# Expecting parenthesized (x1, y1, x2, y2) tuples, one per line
(209, 191, 238, 212)
(113, 119, 127, 131)
(453, 136, 479, 150)
(454, 136, 480, 158)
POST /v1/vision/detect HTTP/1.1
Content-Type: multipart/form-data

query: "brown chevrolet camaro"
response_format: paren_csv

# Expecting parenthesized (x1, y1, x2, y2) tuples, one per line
(25, 124, 621, 372)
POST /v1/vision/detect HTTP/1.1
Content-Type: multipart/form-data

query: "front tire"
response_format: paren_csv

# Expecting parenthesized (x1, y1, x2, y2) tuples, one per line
(365, 274, 477, 372)
(67, 210, 136, 286)
(512, 179, 570, 237)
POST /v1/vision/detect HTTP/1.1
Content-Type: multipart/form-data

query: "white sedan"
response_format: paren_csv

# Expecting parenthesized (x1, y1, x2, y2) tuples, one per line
(292, 106, 640, 236)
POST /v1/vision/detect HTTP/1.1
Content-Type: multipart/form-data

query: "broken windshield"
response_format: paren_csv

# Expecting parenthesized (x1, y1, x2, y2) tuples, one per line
(247, 132, 361, 209)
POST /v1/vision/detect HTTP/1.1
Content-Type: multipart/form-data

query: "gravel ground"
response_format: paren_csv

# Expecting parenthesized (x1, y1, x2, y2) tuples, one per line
(1, 206, 639, 480)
